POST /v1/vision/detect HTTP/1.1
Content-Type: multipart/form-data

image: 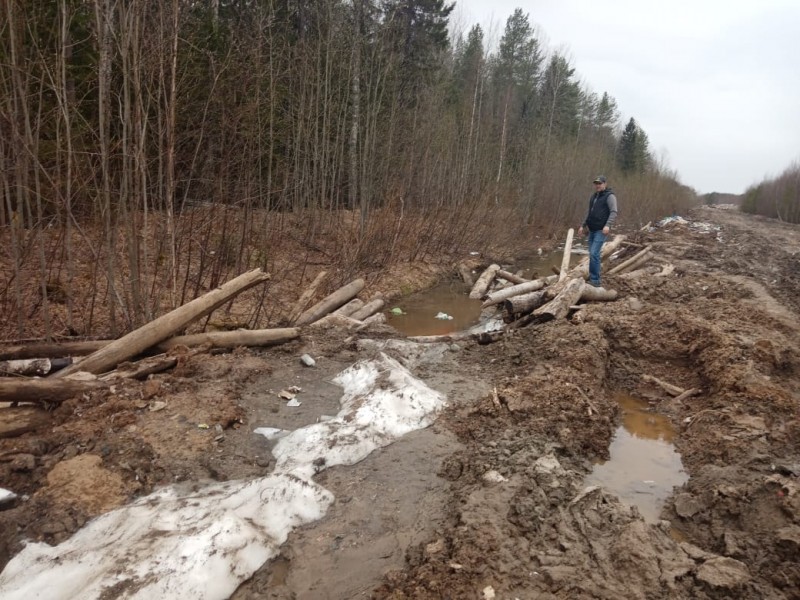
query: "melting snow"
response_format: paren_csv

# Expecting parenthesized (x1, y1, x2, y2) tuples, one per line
(0, 353, 445, 600)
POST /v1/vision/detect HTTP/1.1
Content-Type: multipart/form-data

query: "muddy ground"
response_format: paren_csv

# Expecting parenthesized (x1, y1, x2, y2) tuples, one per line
(1, 206, 799, 599)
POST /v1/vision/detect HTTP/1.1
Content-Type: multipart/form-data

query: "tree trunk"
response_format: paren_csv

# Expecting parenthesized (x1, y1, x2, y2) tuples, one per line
(532, 278, 585, 323)
(567, 234, 626, 280)
(349, 299, 385, 321)
(469, 264, 501, 299)
(607, 245, 652, 275)
(157, 328, 300, 351)
(333, 298, 365, 317)
(481, 277, 552, 308)
(295, 278, 365, 326)
(558, 228, 575, 281)
(54, 269, 270, 377)
(0, 358, 73, 377)
(620, 265, 661, 280)
(0, 341, 111, 361)
(0, 379, 104, 405)
(503, 290, 548, 316)
(580, 287, 618, 302)
(0, 406, 52, 438)
(457, 263, 475, 287)
(496, 269, 528, 284)
(288, 271, 328, 324)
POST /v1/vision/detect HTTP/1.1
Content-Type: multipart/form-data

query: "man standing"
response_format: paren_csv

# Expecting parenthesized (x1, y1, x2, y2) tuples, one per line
(578, 175, 618, 287)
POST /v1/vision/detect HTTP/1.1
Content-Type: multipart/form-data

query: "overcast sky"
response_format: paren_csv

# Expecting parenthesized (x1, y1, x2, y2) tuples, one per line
(452, 0, 800, 195)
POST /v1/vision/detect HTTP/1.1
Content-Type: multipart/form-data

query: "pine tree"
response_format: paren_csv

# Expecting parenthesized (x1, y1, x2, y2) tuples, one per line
(617, 117, 651, 174)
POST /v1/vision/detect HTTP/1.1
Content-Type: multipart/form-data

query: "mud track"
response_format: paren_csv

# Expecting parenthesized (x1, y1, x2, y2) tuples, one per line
(1, 207, 799, 599)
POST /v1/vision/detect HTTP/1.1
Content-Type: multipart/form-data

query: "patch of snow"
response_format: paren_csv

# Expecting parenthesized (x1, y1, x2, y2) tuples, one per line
(0, 354, 445, 600)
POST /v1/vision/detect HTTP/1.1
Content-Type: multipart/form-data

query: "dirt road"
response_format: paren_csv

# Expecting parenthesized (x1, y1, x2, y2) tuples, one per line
(1, 207, 799, 599)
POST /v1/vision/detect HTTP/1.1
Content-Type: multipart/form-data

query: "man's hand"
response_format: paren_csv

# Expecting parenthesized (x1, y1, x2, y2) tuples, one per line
(578, 226, 585, 236)
(602, 226, 610, 235)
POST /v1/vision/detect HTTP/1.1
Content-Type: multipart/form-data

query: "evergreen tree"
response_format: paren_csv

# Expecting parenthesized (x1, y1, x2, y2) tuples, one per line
(382, 0, 454, 77)
(538, 53, 581, 142)
(618, 117, 651, 173)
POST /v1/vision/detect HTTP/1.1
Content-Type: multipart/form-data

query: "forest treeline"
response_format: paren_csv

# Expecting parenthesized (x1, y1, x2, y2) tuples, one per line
(741, 160, 800, 223)
(1, 0, 696, 338)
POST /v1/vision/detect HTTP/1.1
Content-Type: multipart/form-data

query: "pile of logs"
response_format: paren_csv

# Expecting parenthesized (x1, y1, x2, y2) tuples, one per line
(455, 230, 672, 341)
(0, 267, 395, 422)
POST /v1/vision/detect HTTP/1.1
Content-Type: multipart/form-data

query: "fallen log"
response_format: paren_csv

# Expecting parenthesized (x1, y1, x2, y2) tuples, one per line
(559, 228, 575, 281)
(309, 314, 363, 330)
(672, 387, 701, 403)
(288, 271, 328, 324)
(295, 278, 365, 326)
(481, 277, 552, 308)
(333, 298, 365, 317)
(101, 355, 178, 381)
(407, 331, 473, 343)
(0, 379, 104, 405)
(579, 286, 618, 302)
(0, 358, 73, 377)
(469, 264, 501, 299)
(457, 263, 475, 287)
(496, 269, 528, 285)
(55, 268, 271, 377)
(642, 374, 684, 396)
(0, 406, 52, 438)
(355, 312, 388, 331)
(608, 245, 653, 275)
(349, 298, 385, 321)
(503, 290, 548, 315)
(567, 235, 626, 280)
(157, 328, 300, 351)
(0, 340, 109, 361)
(620, 265, 661, 280)
(532, 278, 585, 323)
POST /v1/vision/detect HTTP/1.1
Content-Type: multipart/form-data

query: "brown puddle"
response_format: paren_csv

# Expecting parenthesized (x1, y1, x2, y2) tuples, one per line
(584, 392, 688, 523)
(386, 280, 483, 336)
(387, 253, 582, 337)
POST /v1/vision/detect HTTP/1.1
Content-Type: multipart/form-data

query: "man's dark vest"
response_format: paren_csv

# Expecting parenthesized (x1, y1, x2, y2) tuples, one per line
(586, 188, 614, 231)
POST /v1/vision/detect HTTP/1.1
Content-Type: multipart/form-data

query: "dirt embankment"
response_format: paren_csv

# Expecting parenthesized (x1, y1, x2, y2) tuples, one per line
(1, 207, 799, 599)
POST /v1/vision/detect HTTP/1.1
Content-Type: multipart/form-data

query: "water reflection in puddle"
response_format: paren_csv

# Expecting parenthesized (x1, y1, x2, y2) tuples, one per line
(585, 392, 688, 523)
(386, 280, 483, 336)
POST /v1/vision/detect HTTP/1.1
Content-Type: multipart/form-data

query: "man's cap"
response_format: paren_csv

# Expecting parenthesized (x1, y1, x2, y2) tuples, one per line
(593, 175, 607, 184)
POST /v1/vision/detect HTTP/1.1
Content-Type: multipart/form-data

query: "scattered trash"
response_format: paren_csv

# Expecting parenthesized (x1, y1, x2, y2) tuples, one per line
(0, 488, 18, 508)
(197, 423, 209, 430)
(390, 307, 405, 315)
(252, 427, 290, 441)
(435, 312, 454, 320)
(657, 215, 689, 227)
(286, 398, 301, 407)
(469, 251, 480, 256)
(300, 354, 316, 367)
(149, 401, 167, 412)
(482, 470, 507, 483)
(278, 390, 296, 401)
(483, 585, 496, 599)
(287, 386, 303, 394)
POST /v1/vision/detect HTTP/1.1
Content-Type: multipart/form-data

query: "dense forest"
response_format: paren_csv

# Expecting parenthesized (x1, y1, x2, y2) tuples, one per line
(1, 0, 696, 338)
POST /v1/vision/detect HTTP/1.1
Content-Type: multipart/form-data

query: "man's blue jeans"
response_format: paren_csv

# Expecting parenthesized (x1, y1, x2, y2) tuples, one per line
(587, 229, 607, 286)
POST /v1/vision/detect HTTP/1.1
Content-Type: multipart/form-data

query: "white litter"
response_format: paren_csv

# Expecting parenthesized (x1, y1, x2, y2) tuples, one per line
(286, 398, 301, 407)
(253, 427, 289, 441)
(0, 488, 17, 506)
(435, 312, 454, 320)
(0, 353, 445, 600)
